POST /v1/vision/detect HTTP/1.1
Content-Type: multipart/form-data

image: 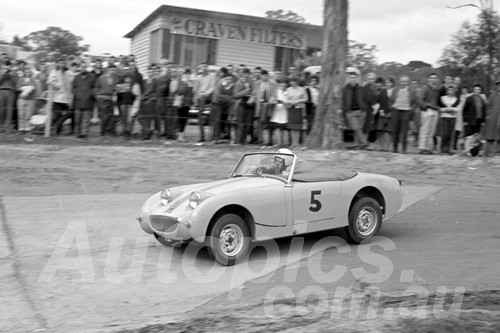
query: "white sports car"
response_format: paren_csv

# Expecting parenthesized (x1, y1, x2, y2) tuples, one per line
(137, 149, 403, 265)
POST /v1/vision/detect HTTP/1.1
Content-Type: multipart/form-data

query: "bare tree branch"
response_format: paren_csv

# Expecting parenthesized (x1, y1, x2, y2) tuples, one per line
(447, 4, 481, 10)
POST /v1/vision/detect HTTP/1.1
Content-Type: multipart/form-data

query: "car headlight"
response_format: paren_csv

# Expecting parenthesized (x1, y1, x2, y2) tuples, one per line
(189, 191, 202, 209)
(160, 189, 173, 206)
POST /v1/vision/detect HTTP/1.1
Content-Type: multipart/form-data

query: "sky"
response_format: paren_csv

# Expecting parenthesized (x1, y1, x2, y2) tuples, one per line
(0, 0, 483, 66)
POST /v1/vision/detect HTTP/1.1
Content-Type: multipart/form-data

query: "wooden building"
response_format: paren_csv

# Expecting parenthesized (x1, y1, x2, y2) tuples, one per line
(124, 5, 322, 73)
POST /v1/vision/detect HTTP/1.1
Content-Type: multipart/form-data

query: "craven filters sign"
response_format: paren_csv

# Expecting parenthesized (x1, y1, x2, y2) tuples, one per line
(170, 17, 306, 49)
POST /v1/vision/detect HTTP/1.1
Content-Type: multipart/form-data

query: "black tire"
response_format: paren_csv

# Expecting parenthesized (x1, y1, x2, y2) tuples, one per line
(345, 197, 382, 244)
(207, 214, 250, 266)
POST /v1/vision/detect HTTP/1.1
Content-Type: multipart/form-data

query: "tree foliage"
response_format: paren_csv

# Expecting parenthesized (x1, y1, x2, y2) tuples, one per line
(11, 35, 31, 51)
(374, 61, 440, 84)
(265, 9, 307, 23)
(347, 40, 378, 74)
(439, 8, 500, 90)
(21, 26, 89, 61)
(407, 60, 432, 69)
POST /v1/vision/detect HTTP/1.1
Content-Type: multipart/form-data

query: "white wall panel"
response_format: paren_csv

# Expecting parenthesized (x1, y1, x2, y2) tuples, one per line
(129, 16, 165, 73)
(217, 39, 275, 70)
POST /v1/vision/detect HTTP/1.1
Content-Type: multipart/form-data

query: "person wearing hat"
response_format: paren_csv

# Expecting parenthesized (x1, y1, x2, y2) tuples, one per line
(252, 148, 292, 176)
(483, 78, 500, 157)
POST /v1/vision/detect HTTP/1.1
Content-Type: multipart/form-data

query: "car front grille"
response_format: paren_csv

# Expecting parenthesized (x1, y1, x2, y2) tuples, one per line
(150, 215, 179, 233)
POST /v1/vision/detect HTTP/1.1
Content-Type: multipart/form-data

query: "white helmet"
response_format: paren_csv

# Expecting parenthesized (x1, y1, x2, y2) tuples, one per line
(277, 148, 293, 155)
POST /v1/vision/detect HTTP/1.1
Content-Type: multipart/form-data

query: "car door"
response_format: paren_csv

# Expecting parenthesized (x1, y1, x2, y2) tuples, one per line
(250, 184, 288, 227)
(290, 181, 342, 225)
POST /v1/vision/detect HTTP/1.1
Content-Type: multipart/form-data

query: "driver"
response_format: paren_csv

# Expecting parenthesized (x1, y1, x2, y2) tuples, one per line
(260, 148, 293, 175)
(260, 155, 286, 175)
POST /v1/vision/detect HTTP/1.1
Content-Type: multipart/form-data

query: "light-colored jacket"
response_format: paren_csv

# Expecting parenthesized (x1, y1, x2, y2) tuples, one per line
(193, 72, 216, 100)
(48, 69, 71, 104)
(253, 79, 277, 117)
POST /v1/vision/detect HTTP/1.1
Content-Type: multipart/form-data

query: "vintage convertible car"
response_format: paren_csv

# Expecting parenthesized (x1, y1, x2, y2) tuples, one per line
(137, 149, 403, 265)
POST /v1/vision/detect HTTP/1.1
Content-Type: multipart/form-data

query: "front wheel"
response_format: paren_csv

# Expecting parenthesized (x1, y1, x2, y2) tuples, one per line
(345, 197, 382, 243)
(207, 214, 250, 266)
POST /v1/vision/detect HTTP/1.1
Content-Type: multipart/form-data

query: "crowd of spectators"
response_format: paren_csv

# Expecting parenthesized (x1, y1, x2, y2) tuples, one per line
(0, 52, 499, 157)
(342, 71, 500, 157)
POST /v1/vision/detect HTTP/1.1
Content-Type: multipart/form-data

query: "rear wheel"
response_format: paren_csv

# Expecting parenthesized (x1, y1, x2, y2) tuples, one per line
(207, 214, 250, 266)
(345, 197, 382, 243)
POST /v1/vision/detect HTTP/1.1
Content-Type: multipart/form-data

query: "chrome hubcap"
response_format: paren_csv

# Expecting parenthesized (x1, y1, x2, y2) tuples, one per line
(356, 207, 377, 236)
(219, 224, 244, 256)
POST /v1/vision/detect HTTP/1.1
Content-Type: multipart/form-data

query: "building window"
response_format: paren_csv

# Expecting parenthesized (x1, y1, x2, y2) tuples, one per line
(162, 29, 171, 60)
(274, 47, 283, 74)
(150, 31, 217, 67)
(184, 35, 196, 67)
(274, 47, 300, 76)
(172, 34, 183, 65)
(167, 34, 217, 67)
(207, 39, 217, 65)
(149, 29, 160, 64)
(150, 28, 172, 64)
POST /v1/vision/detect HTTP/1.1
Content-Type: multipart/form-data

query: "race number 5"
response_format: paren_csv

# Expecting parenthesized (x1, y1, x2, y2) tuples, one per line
(309, 190, 322, 212)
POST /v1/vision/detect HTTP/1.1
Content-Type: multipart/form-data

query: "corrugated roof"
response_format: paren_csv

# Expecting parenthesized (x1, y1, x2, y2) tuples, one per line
(124, 5, 322, 39)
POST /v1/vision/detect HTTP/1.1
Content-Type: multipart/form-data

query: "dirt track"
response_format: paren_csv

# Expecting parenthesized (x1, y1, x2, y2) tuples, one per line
(1, 139, 499, 332)
(0, 138, 497, 198)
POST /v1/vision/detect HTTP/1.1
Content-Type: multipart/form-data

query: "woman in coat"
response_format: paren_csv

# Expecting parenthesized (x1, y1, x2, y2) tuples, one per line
(484, 81, 500, 157)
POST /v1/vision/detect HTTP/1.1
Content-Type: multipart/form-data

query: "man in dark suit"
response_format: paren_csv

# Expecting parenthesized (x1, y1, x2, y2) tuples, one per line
(94, 63, 118, 136)
(253, 69, 277, 145)
(156, 62, 174, 139)
(233, 68, 254, 145)
(72, 65, 96, 138)
(462, 84, 487, 137)
(138, 64, 159, 140)
(342, 71, 367, 148)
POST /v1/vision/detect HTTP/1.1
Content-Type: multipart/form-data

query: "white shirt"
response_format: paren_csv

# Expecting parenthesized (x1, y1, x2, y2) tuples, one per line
(440, 95, 459, 118)
(309, 86, 319, 105)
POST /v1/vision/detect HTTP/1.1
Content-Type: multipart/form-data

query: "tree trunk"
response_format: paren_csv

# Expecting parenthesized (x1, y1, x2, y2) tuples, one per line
(305, 0, 348, 149)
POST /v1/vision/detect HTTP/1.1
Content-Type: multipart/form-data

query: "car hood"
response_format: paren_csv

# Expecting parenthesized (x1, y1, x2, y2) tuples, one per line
(173, 176, 283, 197)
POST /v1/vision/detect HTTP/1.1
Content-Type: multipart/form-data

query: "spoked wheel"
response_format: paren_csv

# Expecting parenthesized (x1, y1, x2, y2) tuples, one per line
(207, 214, 250, 266)
(345, 197, 382, 243)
